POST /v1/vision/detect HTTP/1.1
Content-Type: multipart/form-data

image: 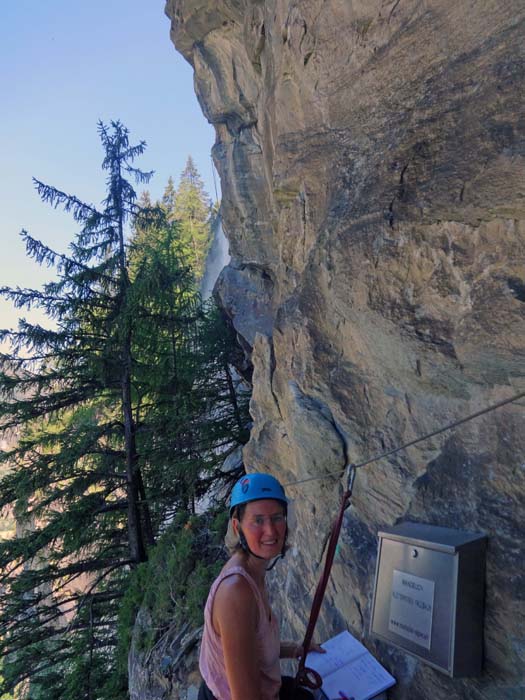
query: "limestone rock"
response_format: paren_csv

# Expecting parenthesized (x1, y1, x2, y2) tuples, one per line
(162, 2, 525, 699)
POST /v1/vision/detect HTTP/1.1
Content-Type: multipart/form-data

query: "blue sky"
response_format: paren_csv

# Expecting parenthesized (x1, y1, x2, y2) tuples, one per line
(1, 0, 216, 330)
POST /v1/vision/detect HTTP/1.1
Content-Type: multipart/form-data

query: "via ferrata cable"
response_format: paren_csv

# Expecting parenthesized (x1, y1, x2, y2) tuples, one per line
(286, 389, 525, 489)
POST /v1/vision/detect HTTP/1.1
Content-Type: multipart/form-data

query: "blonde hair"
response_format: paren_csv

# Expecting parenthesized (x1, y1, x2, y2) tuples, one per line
(224, 517, 243, 556)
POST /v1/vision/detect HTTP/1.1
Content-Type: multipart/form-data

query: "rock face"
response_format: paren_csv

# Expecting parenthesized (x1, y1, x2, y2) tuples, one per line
(159, 2, 525, 699)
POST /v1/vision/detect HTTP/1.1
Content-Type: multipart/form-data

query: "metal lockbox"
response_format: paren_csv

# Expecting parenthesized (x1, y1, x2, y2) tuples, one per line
(370, 522, 487, 677)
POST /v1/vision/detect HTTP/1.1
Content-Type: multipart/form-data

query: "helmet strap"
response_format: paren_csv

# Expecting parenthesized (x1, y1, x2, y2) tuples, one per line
(265, 552, 285, 572)
(238, 529, 266, 560)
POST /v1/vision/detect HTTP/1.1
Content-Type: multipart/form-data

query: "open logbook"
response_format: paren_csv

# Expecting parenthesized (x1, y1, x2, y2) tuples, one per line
(304, 630, 396, 700)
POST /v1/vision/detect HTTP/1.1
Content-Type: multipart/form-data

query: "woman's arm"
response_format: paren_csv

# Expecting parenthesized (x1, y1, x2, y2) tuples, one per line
(212, 575, 263, 700)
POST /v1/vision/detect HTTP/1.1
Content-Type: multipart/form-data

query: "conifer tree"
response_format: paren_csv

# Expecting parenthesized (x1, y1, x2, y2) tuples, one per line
(173, 156, 212, 279)
(161, 175, 177, 218)
(0, 121, 156, 697)
(0, 126, 249, 700)
(127, 216, 249, 522)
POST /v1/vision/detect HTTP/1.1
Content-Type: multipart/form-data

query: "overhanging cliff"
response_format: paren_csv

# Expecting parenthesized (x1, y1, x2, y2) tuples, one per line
(165, 2, 525, 699)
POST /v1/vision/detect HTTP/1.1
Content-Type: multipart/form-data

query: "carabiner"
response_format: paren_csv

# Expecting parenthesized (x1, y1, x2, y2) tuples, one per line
(295, 665, 323, 690)
(346, 462, 357, 494)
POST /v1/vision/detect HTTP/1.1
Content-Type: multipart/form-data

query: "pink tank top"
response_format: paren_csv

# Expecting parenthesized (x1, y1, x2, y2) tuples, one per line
(199, 565, 282, 700)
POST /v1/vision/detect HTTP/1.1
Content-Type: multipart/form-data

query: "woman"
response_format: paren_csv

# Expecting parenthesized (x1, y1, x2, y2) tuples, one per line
(198, 472, 321, 700)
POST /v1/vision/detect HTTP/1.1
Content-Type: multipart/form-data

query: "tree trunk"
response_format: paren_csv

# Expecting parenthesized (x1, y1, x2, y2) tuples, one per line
(121, 344, 147, 564)
(117, 188, 148, 565)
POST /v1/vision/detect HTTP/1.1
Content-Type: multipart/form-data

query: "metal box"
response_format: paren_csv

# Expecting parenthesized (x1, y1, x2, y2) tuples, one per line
(370, 522, 487, 677)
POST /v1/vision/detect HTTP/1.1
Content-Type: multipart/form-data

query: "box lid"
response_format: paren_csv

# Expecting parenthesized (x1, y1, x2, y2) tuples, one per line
(378, 522, 487, 553)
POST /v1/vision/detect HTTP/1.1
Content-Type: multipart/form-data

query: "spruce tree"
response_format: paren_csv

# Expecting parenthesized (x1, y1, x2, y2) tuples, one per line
(160, 175, 177, 219)
(0, 126, 249, 699)
(0, 121, 156, 698)
(127, 215, 249, 522)
(173, 157, 212, 279)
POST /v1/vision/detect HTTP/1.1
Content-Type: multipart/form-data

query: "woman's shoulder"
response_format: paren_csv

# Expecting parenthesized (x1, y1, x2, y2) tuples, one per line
(206, 563, 259, 638)
(213, 564, 260, 616)
(215, 564, 256, 595)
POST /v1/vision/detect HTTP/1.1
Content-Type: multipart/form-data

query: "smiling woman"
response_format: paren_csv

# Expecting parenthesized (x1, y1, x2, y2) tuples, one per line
(198, 472, 323, 700)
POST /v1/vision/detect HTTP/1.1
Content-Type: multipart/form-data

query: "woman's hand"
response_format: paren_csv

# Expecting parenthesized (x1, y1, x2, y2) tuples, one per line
(280, 641, 326, 659)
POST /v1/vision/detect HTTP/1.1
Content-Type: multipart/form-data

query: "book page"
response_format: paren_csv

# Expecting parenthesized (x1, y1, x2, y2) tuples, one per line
(321, 653, 395, 700)
(304, 631, 367, 677)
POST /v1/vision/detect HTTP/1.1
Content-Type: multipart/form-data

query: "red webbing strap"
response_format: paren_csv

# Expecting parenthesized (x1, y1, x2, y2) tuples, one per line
(295, 466, 356, 690)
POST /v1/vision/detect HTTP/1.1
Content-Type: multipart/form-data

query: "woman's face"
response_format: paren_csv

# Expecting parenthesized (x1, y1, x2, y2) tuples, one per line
(233, 498, 287, 560)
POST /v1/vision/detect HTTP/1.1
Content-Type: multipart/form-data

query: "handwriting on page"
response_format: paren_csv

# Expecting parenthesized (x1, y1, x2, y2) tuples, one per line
(324, 655, 394, 700)
(306, 631, 366, 676)
(305, 630, 396, 700)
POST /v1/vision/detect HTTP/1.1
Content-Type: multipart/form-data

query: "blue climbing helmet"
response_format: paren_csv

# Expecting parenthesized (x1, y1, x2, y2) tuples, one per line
(229, 472, 288, 516)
